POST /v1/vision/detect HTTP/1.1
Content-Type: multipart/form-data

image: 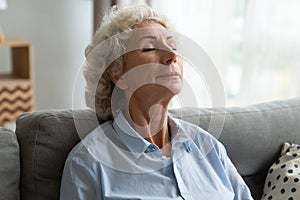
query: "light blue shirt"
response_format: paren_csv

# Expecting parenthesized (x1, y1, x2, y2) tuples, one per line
(60, 112, 253, 200)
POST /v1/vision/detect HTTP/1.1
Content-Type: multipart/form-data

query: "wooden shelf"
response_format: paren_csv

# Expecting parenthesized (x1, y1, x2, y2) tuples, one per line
(0, 37, 30, 47)
(0, 38, 34, 125)
(0, 75, 30, 85)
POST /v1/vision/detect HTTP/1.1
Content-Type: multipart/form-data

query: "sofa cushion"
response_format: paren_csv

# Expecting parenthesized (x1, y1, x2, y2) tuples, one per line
(0, 127, 20, 200)
(261, 142, 300, 200)
(16, 109, 99, 200)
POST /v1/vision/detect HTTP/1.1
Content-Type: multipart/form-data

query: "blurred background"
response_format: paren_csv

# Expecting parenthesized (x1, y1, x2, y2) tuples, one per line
(0, 0, 92, 111)
(0, 0, 299, 114)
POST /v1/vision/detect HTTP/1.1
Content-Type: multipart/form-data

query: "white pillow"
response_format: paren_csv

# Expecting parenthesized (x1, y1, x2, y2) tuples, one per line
(261, 142, 300, 200)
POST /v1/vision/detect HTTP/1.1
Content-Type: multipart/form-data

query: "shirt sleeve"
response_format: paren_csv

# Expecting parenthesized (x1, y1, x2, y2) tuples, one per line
(217, 142, 254, 200)
(60, 148, 102, 200)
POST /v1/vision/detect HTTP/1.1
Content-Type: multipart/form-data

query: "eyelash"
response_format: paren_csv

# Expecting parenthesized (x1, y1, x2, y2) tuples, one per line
(141, 47, 177, 52)
(142, 48, 156, 52)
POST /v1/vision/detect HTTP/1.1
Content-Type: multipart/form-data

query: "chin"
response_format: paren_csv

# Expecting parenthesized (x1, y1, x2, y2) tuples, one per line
(156, 77, 183, 90)
(161, 82, 183, 96)
(170, 86, 182, 95)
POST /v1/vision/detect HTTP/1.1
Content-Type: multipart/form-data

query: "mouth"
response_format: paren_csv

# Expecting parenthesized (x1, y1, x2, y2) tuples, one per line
(156, 71, 181, 78)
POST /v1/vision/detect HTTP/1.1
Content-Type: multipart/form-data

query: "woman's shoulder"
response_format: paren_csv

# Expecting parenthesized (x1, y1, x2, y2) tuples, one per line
(170, 117, 212, 138)
(66, 120, 115, 162)
(170, 117, 224, 153)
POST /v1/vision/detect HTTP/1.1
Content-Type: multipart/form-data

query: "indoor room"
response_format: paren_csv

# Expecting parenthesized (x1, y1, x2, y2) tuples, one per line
(0, 0, 300, 200)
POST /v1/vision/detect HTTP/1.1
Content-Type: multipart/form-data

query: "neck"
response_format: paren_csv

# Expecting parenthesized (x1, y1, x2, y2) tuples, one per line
(125, 95, 172, 156)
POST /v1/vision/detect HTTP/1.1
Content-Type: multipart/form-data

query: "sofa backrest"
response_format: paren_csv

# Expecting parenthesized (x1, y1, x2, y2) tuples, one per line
(15, 97, 300, 200)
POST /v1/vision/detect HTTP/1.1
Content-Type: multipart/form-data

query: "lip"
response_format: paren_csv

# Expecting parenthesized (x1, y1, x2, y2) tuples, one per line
(156, 71, 181, 78)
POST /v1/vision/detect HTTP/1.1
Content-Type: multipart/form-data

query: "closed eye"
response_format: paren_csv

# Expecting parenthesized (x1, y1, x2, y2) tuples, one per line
(141, 48, 156, 52)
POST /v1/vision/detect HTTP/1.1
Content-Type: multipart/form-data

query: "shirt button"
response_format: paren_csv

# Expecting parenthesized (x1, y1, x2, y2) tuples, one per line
(186, 147, 191, 153)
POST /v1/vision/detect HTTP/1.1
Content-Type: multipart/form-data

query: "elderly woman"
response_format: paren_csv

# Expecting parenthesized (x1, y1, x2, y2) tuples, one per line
(60, 4, 253, 200)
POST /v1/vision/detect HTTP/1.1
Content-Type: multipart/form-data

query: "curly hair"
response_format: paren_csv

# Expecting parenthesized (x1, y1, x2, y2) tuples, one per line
(83, 4, 173, 120)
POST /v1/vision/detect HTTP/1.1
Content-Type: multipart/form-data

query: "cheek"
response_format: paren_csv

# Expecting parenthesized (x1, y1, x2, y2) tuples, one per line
(122, 53, 135, 73)
(178, 59, 184, 76)
(123, 53, 155, 73)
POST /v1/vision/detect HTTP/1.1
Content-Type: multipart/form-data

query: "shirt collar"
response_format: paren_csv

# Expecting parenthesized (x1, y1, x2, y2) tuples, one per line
(113, 112, 152, 158)
(168, 116, 193, 151)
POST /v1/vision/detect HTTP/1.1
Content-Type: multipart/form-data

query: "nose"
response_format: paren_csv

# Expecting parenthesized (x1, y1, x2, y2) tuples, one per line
(161, 48, 177, 65)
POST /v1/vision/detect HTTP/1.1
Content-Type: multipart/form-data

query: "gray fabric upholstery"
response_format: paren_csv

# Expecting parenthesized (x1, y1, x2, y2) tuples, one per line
(15, 109, 99, 200)
(13, 97, 300, 200)
(0, 127, 20, 200)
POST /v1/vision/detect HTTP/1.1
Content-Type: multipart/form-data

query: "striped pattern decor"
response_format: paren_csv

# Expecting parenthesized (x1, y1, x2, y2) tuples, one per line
(0, 81, 34, 125)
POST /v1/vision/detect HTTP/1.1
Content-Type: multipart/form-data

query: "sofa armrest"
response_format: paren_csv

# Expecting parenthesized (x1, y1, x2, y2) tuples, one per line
(0, 127, 20, 200)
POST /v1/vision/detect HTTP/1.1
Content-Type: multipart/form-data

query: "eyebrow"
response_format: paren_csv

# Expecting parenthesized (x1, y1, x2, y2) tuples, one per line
(138, 35, 174, 42)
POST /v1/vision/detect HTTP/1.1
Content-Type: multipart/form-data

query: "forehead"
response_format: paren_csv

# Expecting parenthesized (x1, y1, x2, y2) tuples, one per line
(130, 20, 173, 40)
(134, 20, 166, 29)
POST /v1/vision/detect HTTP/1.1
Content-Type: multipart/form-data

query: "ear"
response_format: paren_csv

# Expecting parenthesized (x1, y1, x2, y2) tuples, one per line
(110, 73, 128, 90)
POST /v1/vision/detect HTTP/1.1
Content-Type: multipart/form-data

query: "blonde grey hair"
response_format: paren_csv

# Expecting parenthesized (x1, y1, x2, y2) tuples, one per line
(84, 4, 173, 120)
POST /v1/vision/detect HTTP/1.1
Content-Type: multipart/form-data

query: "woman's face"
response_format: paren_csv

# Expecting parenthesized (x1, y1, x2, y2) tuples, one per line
(115, 20, 183, 103)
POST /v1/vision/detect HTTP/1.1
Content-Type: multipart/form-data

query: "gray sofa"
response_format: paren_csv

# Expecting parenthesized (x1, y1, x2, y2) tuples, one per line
(1, 98, 300, 200)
